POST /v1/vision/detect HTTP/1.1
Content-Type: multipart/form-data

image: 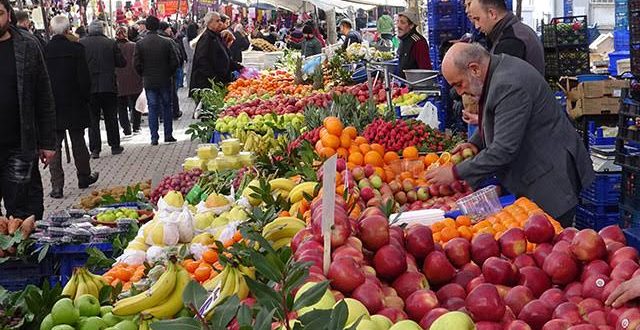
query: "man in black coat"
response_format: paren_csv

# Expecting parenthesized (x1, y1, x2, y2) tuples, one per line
(135, 16, 179, 145)
(80, 19, 127, 159)
(44, 15, 99, 198)
(0, 0, 56, 219)
(189, 12, 242, 95)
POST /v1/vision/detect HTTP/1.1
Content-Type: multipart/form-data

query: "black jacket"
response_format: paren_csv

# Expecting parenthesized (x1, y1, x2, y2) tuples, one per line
(44, 35, 91, 130)
(487, 12, 545, 75)
(190, 29, 241, 94)
(10, 26, 56, 154)
(79, 32, 126, 94)
(341, 30, 362, 50)
(134, 31, 179, 89)
(229, 32, 250, 63)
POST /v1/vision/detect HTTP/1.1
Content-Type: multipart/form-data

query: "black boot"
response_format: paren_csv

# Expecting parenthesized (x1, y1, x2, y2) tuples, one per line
(49, 189, 63, 199)
(78, 172, 99, 189)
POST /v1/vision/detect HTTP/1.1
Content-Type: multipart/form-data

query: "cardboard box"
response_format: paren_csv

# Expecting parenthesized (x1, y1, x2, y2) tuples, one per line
(574, 80, 629, 99)
(567, 96, 621, 118)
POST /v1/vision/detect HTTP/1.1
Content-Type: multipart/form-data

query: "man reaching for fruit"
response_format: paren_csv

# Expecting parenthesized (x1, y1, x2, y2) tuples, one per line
(426, 43, 594, 227)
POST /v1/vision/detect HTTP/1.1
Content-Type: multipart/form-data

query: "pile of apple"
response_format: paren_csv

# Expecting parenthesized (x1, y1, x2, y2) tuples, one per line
(333, 83, 408, 104)
(290, 196, 640, 330)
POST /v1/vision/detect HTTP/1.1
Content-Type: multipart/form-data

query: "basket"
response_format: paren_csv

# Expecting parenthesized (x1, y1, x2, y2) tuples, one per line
(624, 227, 640, 250)
(0, 257, 54, 291)
(456, 185, 502, 220)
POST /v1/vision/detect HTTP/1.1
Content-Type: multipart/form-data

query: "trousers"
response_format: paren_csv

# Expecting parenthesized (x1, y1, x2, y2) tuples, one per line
(89, 92, 121, 153)
(49, 129, 91, 191)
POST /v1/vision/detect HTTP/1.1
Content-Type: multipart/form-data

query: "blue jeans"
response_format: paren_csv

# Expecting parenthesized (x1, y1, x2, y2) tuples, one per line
(145, 86, 173, 142)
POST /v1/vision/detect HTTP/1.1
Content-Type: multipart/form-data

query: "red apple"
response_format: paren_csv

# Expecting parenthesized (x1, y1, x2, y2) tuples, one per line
(351, 281, 385, 314)
(471, 233, 500, 267)
(609, 247, 639, 269)
(357, 214, 390, 251)
(519, 266, 552, 298)
(524, 213, 555, 244)
(541, 319, 571, 330)
(552, 241, 572, 254)
(444, 237, 472, 268)
(422, 251, 456, 286)
(332, 245, 364, 264)
(383, 296, 405, 310)
(388, 226, 405, 247)
(507, 320, 533, 330)
(482, 256, 519, 286)
(519, 299, 553, 330)
(564, 282, 583, 298)
(554, 227, 579, 244)
(553, 302, 583, 325)
(404, 289, 439, 322)
(582, 260, 612, 282)
(373, 244, 407, 280)
(463, 262, 482, 276)
(291, 228, 314, 253)
(602, 280, 623, 304)
(539, 288, 568, 311)
(453, 269, 477, 289)
(571, 229, 607, 262)
(515, 254, 538, 269)
(376, 308, 408, 323)
(578, 298, 603, 315)
(534, 243, 554, 268)
(606, 306, 632, 326)
(610, 260, 639, 281)
(405, 253, 418, 272)
(475, 321, 503, 330)
(500, 228, 528, 259)
(442, 297, 466, 310)
(392, 271, 428, 300)
(598, 225, 626, 244)
(606, 241, 625, 256)
(585, 310, 608, 326)
(465, 283, 506, 322)
(436, 283, 466, 302)
(614, 308, 640, 330)
(327, 257, 365, 293)
(582, 274, 610, 301)
(543, 251, 579, 285)
(466, 275, 486, 293)
(419, 307, 448, 330)
(404, 225, 435, 261)
(505, 285, 535, 316)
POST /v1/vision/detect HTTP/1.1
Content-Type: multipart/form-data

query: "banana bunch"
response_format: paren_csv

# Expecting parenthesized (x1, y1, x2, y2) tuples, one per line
(269, 178, 296, 200)
(289, 182, 319, 204)
(243, 129, 289, 156)
(62, 267, 108, 301)
(203, 265, 255, 313)
(112, 262, 191, 320)
(262, 216, 307, 250)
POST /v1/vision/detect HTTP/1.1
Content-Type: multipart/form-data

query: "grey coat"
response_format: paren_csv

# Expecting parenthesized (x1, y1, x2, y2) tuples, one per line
(456, 54, 594, 217)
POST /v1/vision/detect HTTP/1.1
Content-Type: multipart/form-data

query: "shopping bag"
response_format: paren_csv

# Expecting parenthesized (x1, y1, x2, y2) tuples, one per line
(135, 89, 148, 114)
(416, 101, 440, 129)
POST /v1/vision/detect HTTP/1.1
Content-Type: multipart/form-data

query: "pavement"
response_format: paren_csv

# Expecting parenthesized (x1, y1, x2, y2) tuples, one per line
(40, 88, 200, 217)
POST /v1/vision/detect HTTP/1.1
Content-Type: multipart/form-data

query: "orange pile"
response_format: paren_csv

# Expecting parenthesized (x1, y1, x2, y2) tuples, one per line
(102, 263, 145, 290)
(430, 197, 563, 247)
(182, 231, 243, 283)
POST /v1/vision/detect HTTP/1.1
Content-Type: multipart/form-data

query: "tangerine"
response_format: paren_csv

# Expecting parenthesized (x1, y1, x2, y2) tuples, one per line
(402, 146, 419, 160)
(321, 134, 340, 149)
(354, 136, 368, 145)
(443, 218, 457, 228)
(203, 249, 218, 264)
(343, 126, 357, 139)
(364, 151, 384, 167)
(339, 134, 352, 148)
(319, 147, 336, 158)
(431, 221, 445, 232)
(323, 117, 344, 135)
(194, 266, 212, 282)
(458, 226, 473, 241)
(336, 147, 349, 159)
(456, 215, 472, 227)
(359, 143, 371, 154)
(319, 127, 330, 138)
(441, 226, 460, 242)
(348, 152, 364, 165)
(370, 143, 385, 156)
(424, 152, 439, 165)
(384, 151, 400, 164)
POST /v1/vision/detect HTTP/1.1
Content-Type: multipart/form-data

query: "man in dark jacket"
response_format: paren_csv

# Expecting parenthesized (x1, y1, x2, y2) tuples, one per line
(44, 15, 99, 199)
(229, 23, 250, 63)
(339, 18, 361, 50)
(135, 16, 179, 145)
(467, 0, 544, 75)
(0, 0, 56, 218)
(80, 19, 126, 158)
(15, 10, 46, 49)
(287, 25, 321, 57)
(159, 21, 184, 120)
(190, 12, 241, 94)
(428, 43, 593, 226)
(115, 26, 143, 135)
(396, 11, 432, 78)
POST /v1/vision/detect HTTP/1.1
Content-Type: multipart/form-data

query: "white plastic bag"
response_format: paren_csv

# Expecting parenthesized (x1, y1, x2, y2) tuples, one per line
(135, 90, 148, 114)
(416, 101, 440, 129)
(116, 249, 147, 266)
(176, 207, 195, 243)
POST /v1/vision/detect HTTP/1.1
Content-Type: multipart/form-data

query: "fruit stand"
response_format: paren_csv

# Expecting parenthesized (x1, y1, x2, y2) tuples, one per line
(7, 37, 640, 330)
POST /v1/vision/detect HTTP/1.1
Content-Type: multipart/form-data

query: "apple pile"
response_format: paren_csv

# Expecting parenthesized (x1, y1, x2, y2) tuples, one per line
(221, 95, 313, 118)
(333, 83, 408, 104)
(291, 198, 640, 330)
(149, 168, 202, 205)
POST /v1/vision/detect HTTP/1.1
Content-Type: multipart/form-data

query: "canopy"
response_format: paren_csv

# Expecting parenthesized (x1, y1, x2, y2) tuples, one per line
(343, 0, 407, 7)
(235, 0, 381, 12)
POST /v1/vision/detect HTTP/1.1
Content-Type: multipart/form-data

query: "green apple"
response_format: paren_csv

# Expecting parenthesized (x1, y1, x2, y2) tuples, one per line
(100, 306, 113, 317)
(51, 325, 75, 330)
(76, 294, 101, 317)
(370, 315, 392, 330)
(429, 311, 474, 330)
(102, 313, 121, 327)
(295, 282, 336, 316)
(77, 316, 107, 330)
(388, 320, 422, 330)
(356, 319, 381, 330)
(336, 298, 370, 327)
(51, 298, 79, 325)
(40, 314, 54, 330)
(114, 320, 137, 330)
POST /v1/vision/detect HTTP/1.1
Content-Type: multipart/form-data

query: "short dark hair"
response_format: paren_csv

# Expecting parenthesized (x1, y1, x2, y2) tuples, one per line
(159, 21, 170, 31)
(302, 25, 313, 34)
(145, 15, 159, 31)
(477, 0, 507, 11)
(0, 0, 17, 26)
(15, 10, 29, 22)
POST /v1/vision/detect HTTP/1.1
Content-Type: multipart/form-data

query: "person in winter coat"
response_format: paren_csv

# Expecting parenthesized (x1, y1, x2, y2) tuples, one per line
(339, 18, 362, 50)
(287, 25, 321, 57)
(159, 22, 184, 119)
(395, 10, 432, 78)
(182, 22, 197, 84)
(80, 19, 127, 158)
(115, 25, 143, 135)
(229, 23, 250, 63)
(44, 15, 99, 199)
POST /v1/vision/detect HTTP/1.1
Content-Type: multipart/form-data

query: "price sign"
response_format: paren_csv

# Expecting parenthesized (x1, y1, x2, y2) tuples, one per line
(321, 155, 337, 275)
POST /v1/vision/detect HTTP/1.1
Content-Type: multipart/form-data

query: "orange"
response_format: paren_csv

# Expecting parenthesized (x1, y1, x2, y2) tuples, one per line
(323, 117, 344, 136)
(384, 151, 400, 164)
(364, 151, 384, 167)
(315, 140, 324, 153)
(370, 143, 385, 156)
(424, 152, 439, 165)
(456, 215, 472, 227)
(359, 143, 371, 154)
(319, 147, 336, 158)
(384, 169, 395, 183)
(343, 126, 357, 139)
(336, 147, 349, 159)
(321, 134, 340, 149)
(458, 226, 473, 241)
(354, 136, 368, 145)
(433, 232, 442, 242)
(441, 226, 460, 242)
(492, 223, 506, 233)
(443, 218, 456, 228)
(402, 146, 419, 160)
(194, 266, 212, 282)
(319, 127, 330, 138)
(348, 152, 364, 165)
(203, 249, 218, 264)
(116, 268, 133, 281)
(339, 134, 352, 148)
(348, 145, 361, 154)
(431, 221, 445, 232)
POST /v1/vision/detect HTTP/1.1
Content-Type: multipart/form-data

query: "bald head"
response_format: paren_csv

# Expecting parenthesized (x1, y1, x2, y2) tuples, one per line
(442, 43, 490, 101)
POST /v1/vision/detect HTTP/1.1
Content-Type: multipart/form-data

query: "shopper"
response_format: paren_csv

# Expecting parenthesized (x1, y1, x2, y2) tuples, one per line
(159, 21, 184, 120)
(395, 10, 432, 78)
(115, 26, 143, 135)
(134, 15, 179, 145)
(467, 0, 544, 75)
(229, 23, 250, 63)
(190, 12, 242, 94)
(136, 19, 148, 38)
(15, 10, 46, 48)
(377, 11, 394, 41)
(44, 15, 99, 199)
(0, 0, 56, 218)
(339, 18, 362, 50)
(75, 25, 87, 39)
(427, 43, 594, 226)
(80, 19, 126, 158)
(287, 25, 321, 57)
(183, 21, 198, 83)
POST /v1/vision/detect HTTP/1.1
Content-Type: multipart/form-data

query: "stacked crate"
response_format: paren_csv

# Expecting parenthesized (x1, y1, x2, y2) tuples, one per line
(543, 16, 591, 88)
(616, 90, 640, 230)
(631, 0, 640, 74)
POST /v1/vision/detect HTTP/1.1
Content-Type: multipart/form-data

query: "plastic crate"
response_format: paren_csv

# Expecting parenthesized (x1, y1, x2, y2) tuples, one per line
(620, 203, 640, 228)
(48, 243, 113, 285)
(621, 170, 640, 207)
(575, 204, 620, 230)
(580, 172, 622, 204)
(610, 50, 631, 75)
(615, 29, 630, 51)
(631, 10, 640, 44)
(0, 257, 54, 291)
(210, 130, 231, 144)
(624, 227, 640, 250)
(579, 198, 620, 214)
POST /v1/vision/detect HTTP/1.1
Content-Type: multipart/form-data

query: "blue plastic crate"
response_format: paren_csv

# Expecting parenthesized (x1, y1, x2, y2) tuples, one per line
(621, 170, 640, 208)
(48, 243, 114, 285)
(210, 130, 231, 144)
(579, 198, 620, 214)
(624, 227, 640, 250)
(427, 0, 461, 16)
(575, 204, 619, 230)
(610, 50, 630, 76)
(0, 257, 54, 291)
(619, 203, 640, 228)
(615, 29, 630, 51)
(580, 172, 622, 204)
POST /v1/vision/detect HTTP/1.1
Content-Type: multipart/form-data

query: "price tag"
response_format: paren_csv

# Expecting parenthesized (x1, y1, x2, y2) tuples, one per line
(199, 285, 222, 316)
(322, 155, 337, 276)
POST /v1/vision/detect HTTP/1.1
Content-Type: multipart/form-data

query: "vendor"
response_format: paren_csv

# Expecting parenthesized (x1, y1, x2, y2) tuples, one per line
(426, 43, 594, 227)
(287, 25, 322, 57)
(396, 10, 432, 78)
(339, 18, 362, 50)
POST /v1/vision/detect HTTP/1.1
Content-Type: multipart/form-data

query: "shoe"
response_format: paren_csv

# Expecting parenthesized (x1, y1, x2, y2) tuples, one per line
(173, 111, 183, 120)
(78, 172, 99, 189)
(151, 140, 159, 146)
(91, 151, 100, 159)
(111, 146, 124, 155)
(133, 129, 141, 135)
(49, 189, 63, 199)
(164, 136, 177, 143)
(122, 134, 132, 140)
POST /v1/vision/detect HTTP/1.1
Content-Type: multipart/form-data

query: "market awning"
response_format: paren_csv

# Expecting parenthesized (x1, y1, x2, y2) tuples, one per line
(343, 0, 406, 7)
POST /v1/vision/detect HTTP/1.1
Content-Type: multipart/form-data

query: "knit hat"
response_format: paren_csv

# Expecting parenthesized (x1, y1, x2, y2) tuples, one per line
(398, 10, 419, 26)
(88, 20, 105, 34)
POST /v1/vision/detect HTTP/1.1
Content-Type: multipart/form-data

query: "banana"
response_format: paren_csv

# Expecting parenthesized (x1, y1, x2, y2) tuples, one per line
(203, 265, 229, 292)
(75, 272, 89, 298)
(80, 270, 99, 298)
(289, 182, 319, 203)
(142, 267, 190, 319)
(85, 269, 109, 289)
(112, 262, 177, 316)
(62, 271, 78, 298)
(262, 216, 306, 234)
(289, 201, 302, 218)
(271, 237, 292, 250)
(219, 267, 237, 299)
(262, 217, 306, 242)
(233, 269, 249, 300)
(269, 178, 296, 192)
(238, 265, 256, 280)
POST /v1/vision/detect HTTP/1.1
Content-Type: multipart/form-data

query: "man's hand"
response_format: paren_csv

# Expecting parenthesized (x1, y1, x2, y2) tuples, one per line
(425, 165, 456, 186)
(39, 149, 56, 168)
(462, 109, 479, 125)
(451, 142, 479, 155)
(605, 276, 640, 308)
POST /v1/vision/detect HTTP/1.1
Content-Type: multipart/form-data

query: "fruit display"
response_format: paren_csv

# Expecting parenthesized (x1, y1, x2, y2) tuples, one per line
(363, 119, 461, 153)
(224, 71, 313, 105)
(41, 295, 135, 330)
(94, 208, 140, 223)
(62, 267, 109, 300)
(101, 263, 146, 290)
(215, 112, 305, 136)
(78, 181, 151, 210)
(149, 169, 202, 205)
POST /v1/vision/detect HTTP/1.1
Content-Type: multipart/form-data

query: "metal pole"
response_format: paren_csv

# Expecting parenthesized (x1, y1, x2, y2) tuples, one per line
(384, 65, 393, 114)
(175, 0, 181, 21)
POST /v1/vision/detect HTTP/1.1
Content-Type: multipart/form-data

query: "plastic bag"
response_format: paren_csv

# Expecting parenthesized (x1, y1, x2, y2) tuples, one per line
(416, 101, 440, 129)
(135, 90, 148, 114)
(190, 243, 208, 261)
(143, 220, 180, 246)
(116, 249, 146, 266)
(146, 246, 167, 264)
(218, 221, 242, 243)
(303, 55, 322, 75)
(176, 207, 195, 243)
